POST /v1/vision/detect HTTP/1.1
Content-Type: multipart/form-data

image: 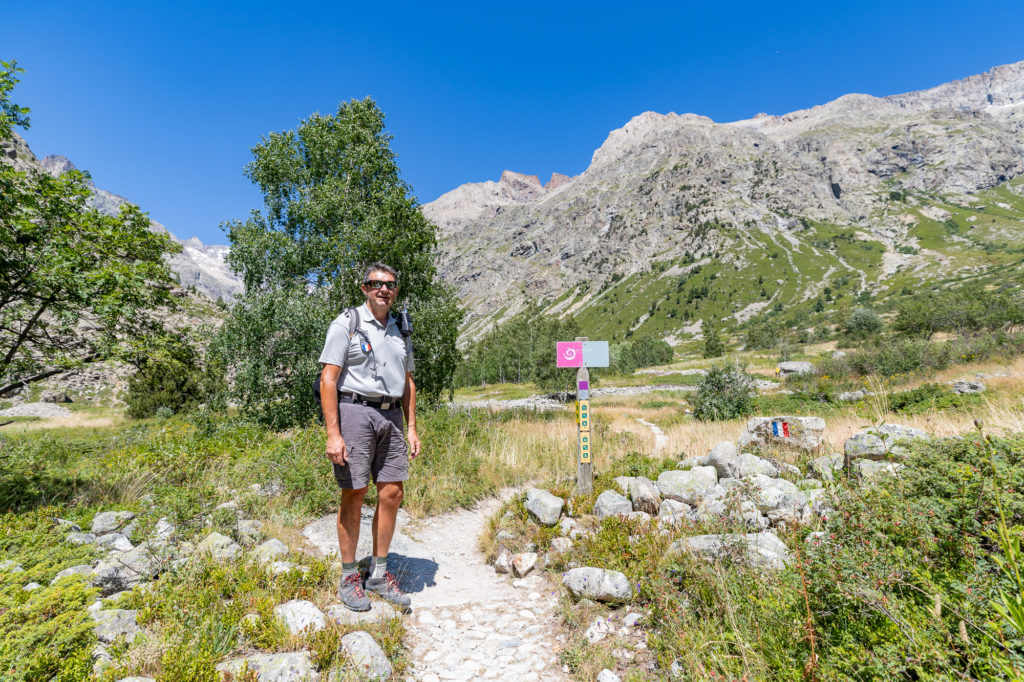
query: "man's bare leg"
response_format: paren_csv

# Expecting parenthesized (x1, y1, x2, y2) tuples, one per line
(371, 481, 404, 557)
(336, 487, 367, 563)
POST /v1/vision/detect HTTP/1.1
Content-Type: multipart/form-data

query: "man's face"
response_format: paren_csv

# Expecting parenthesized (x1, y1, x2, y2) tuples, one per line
(361, 270, 398, 311)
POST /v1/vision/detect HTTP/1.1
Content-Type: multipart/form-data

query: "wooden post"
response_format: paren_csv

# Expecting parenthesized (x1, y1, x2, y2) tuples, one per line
(575, 336, 593, 495)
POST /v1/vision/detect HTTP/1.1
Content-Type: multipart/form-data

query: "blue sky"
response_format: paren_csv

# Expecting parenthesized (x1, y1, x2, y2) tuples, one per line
(4, 1, 1023, 245)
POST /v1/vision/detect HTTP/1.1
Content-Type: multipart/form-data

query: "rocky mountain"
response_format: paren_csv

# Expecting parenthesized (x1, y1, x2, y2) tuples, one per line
(425, 61, 1024, 344)
(10, 140, 242, 302)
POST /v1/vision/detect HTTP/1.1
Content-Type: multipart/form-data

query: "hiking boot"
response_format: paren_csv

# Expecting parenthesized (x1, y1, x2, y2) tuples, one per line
(338, 572, 370, 612)
(365, 571, 411, 610)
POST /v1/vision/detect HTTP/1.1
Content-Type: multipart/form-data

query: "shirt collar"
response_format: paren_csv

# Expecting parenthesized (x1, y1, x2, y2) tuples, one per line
(360, 302, 394, 329)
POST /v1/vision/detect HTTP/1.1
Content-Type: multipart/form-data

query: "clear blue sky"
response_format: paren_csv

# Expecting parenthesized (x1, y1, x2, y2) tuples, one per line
(4, 1, 1023, 245)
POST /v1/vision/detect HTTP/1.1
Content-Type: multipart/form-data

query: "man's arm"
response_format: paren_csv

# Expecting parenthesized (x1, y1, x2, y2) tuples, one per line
(402, 371, 420, 458)
(321, 364, 347, 465)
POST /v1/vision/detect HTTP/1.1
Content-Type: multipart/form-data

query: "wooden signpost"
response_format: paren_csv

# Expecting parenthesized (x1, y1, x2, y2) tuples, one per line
(557, 337, 609, 494)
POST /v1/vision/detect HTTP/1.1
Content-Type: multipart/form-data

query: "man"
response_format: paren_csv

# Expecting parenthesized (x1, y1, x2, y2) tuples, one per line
(318, 262, 420, 611)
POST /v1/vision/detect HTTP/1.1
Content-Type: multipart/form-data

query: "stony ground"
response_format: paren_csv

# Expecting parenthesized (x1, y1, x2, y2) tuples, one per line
(401, 499, 569, 682)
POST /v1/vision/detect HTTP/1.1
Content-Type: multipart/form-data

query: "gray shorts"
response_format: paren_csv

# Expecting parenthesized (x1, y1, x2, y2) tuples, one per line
(333, 403, 409, 489)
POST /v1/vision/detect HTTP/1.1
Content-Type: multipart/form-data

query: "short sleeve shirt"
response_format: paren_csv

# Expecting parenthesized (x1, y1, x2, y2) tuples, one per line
(318, 303, 414, 398)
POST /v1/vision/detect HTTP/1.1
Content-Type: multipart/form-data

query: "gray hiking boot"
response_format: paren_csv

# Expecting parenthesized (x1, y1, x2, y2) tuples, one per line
(338, 572, 370, 612)
(365, 571, 411, 610)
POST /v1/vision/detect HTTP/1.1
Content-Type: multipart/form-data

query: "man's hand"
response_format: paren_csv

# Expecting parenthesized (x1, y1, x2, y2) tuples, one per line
(407, 426, 421, 459)
(326, 434, 348, 465)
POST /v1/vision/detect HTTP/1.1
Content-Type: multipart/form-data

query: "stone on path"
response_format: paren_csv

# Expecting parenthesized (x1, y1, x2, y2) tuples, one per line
(91, 511, 136, 536)
(844, 424, 928, 460)
(91, 609, 140, 644)
(196, 531, 241, 561)
(628, 477, 661, 515)
(512, 552, 538, 577)
(524, 488, 564, 526)
(656, 467, 718, 505)
(562, 567, 633, 603)
(738, 416, 825, 452)
(217, 652, 319, 682)
(597, 670, 622, 682)
(339, 630, 392, 681)
(274, 599, 325, 635)
(593, 489, 632, 519)
(494, 549, 513, 574)
(670, 532, 791, 570)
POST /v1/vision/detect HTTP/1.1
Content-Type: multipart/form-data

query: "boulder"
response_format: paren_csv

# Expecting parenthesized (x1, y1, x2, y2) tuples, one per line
(253, 538, 289, 564)
(91, 543, 161, 596)
(153, 518, 175, 541)
(524, 488, 564, 526)
(844, 424, 928, 460)
(66, 532, 97, 546)
(274, 599, 325, 635)
(51, 564, 94, 585)
(677, 455, 709, 470)
(670, 532, 791, 570)
(494, 549, 513, 574)
(593, 490, 633, 519)
(91, 511, 136, 536)
(658, 499, 690, 519)
(339, 630, 392, 681)
(837, 390, 867, 401)
(96, 533, 133, 553)
(745, 474, 805, 514)
(953, 380, 986, 395)
(236, 519, 264, 546)
(613, 476, 636, 495)
(562, 567, 633, 603)
(628, 477, 661, 515)
(217, 652, 320, 682)
(738, 416, 825, 452)
(512, 552, 538, 577)
(851, 459, 905, 480)
(196, 532, 241, 561)
(810, 454, 844, 482)
(739, 501, 770, 531)
(41, 390, 72, 403)
(90, 609, 140, 644)
(706, 441, 738, 479)
(777, 361, 814, 376)
(656, 467, 718, 505)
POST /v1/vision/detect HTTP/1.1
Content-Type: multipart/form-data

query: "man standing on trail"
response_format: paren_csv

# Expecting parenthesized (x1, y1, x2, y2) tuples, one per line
(318, 262, 420, 611)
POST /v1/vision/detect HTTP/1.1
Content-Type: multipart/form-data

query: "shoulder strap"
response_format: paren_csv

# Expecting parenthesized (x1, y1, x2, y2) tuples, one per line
(346, 306, 359, 338)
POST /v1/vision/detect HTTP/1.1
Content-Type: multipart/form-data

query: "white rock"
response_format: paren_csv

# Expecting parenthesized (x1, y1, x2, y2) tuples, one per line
(670, 532, 791, 570)
(51, 564, 93, 585)
(274, 599, 325, 635)
(512, 553, 538, 577)
(22, 582, 41, 591)
(593, 489, 633, 518)
(66, 532, 97, 546)
(738, 416, 825, 452)
(340, 630, 392, 680)
(325, 601, 397, 625)
(217, 652, 320, 681)
(494, 549, 513, 574)
(628, 477, 661, 515)
(562, 567, 633, 603)
(253, 538, 289, 564)
(524, 488, 564, 526)
(550, 537, 573, 554)
(91, 511, 136, 536)
(196, 532, 241, 561)
(96, 533, 134, 553)
(658, 499, 689, 518)
(597, 669, 622, 682)
(91, 609, 140, 643)
(585, 618, 614, 644)
(844, 424, 928, 460)
(777, 361, 814, 376)
(558, 517, 578, 537)
(656, 467, 718, 505)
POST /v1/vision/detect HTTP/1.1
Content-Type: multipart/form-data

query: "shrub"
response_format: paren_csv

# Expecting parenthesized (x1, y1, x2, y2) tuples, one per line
(844, 306, 883, 339)
(691, 363, 754, 421)
(125, 354, 206, 419)
(702, 319, 724, 359)
(610, 336, 673, 374)
(744, 319, 781, 351)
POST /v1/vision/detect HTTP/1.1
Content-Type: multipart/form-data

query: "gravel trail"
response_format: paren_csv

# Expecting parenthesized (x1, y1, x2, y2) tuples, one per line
(635, 418, 668, 456)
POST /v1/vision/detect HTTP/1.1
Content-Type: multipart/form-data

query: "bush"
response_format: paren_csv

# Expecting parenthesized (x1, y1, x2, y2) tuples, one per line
(702, 319, 725, 359)
(691, 363, 754, 421)
(610, 336, 673, 374)
(744, 319, 781, 351)
(844, 306, 883, 339)
(125, 355, 206, 419)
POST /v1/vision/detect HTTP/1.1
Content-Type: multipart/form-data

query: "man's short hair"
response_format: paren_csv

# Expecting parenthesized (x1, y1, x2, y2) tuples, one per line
(363, 262, 398, 283)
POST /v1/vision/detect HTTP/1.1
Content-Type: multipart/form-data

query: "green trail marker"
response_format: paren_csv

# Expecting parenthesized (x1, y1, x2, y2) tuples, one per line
(557, 337, 609, 494)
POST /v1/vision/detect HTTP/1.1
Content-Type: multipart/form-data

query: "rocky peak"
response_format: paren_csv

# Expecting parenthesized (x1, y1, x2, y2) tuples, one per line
(545, 172, 572, 190)
(39, 154, 77, 175)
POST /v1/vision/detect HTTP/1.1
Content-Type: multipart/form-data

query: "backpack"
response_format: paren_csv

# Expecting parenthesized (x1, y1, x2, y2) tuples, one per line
(312, 307, 361, 406)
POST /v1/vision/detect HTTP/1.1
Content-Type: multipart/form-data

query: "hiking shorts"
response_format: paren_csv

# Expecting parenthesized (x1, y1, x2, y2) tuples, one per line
(333, 403, 409, 489)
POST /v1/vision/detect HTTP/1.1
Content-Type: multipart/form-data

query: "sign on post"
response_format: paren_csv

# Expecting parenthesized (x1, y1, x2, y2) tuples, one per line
(558, 338, 609, 494)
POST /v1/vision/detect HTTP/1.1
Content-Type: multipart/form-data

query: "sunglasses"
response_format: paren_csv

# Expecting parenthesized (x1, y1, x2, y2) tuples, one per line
(364, 280, 398, 291)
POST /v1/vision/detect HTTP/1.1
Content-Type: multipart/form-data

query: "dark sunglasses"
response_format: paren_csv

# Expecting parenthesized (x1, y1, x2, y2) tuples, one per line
(364, 280, 398, 291)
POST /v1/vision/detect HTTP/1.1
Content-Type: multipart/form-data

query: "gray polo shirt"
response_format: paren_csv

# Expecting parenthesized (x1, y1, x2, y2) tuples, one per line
(318, 303, 414, 399)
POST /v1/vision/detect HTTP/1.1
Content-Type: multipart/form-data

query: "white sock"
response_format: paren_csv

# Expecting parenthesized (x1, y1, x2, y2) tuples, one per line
(370, 556, 387, 579)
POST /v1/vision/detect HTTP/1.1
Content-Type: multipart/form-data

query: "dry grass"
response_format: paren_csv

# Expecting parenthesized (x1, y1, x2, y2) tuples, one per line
(0, 409, 123, 432)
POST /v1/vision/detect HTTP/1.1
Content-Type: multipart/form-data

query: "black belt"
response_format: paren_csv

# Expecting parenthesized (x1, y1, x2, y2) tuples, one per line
(339, 392, 400, 410)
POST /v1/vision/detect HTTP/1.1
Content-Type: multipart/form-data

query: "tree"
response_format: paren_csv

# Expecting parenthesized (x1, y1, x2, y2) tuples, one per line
(0, 61, 180, 392)
(214, 98, 463, 427)
(844, 306, 883, 339)
(691, 363, 754, 421)
(702, 318, 724, 358)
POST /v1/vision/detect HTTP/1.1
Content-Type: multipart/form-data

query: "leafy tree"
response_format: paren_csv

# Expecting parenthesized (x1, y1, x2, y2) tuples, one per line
(213, 98, 463, 427)
(702, 318, 724, 358)
(691, 363, 754, 421)
(0, 61, 180, 392)
(125, 342, 206, 418)
(610, 336, 674, 374)
(744, 318, 780, 351)
(843, 306, 883, 339)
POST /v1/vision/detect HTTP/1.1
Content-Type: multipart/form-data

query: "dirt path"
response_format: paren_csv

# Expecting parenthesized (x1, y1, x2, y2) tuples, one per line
(401, 498, 569, 681)
(303, 498, 569, 681)
(636, 417, 668, 456)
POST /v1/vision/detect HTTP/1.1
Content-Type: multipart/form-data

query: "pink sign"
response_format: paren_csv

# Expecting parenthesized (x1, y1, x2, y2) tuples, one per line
(557, 342, 584, 367)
